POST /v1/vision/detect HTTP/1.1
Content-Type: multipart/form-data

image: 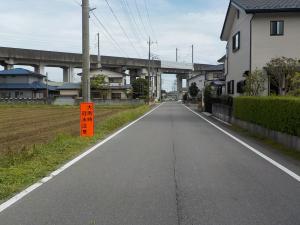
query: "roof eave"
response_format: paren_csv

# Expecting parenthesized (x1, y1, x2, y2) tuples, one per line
(245, 8, 300, 13)
(220, 1, 232, 41)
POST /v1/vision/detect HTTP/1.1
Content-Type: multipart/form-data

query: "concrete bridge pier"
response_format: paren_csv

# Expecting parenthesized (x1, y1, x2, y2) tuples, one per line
(34, 65, 45, 75)
(156, 73, 162, 100)
(129, 69, 138, 84)
(177, 74, 183, 100)
(2, 59, 14, 70)
(3, 64, 14, 70)
(63, 66, 74, 83)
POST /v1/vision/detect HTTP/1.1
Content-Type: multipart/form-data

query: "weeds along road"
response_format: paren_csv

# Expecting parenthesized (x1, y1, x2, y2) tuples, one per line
(0, 102, 300, 225)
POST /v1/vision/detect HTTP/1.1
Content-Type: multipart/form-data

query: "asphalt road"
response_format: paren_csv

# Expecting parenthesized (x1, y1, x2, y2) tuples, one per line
(0, 102, 300, 225)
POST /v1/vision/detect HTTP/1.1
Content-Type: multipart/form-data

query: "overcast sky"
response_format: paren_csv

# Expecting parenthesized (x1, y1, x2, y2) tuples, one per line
(0, 0, 228, 91)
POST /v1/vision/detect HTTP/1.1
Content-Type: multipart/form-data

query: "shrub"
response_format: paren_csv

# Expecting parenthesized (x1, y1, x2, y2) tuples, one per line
(233, 97, 300, 137)
(204, 85, 213, 113)
(189, 82, 199, 98)
(244, 69, 266, 96)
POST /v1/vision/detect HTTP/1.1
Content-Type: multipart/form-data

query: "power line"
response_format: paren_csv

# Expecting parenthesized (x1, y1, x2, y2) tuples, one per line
(91, 11, 129, 57)
(103, 0, 142, 58)
(123, 0, 148, 40)
(134, 0, 151, 39)
(118, 0, 144, 44)
(143, 0, 157, 40)
(90, 18, 123, 56)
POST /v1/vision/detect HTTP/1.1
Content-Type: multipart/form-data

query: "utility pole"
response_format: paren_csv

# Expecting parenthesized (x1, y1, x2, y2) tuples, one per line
(192, 44, 194, 64)
(147, 37, 157, 101)
(46, 72, 49, 101)
(148, 36, 151, 101)
(176, 48, 178, 62)
(97, 32, 102, 69)
(82, 0, 90, 102)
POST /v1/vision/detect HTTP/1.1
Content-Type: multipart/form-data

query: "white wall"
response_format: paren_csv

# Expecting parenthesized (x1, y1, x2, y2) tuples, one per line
(252, 13, 300, 70)
(189, 75, 205, 91)
(226, 7, 252, 95)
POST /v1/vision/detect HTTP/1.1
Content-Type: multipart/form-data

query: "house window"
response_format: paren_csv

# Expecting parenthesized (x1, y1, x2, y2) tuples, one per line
(109, 78, 122, 83)
(112, 93, 122, 100)
(227, 80, 235, 95)
(270, 21, 284, 36)
(237, 10, 240, 19)
(237, 80, 246, 94)
(232, 32, 240, 52)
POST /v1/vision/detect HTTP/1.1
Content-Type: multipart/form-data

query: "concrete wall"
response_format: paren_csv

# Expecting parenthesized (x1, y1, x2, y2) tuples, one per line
(109, 90, 127, 100)
(226, 6, 252, 96)
(251, 13, 300, 70)
(59, 90, 79, 97)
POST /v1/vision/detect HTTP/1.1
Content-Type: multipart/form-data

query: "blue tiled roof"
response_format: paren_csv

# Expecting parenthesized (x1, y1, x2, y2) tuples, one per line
(0, 68, 45, 77)
(0, 82, 47, 90)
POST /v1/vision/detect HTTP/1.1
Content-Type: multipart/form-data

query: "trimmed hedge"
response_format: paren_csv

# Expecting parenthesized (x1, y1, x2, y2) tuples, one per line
(233, 97, 300, 137)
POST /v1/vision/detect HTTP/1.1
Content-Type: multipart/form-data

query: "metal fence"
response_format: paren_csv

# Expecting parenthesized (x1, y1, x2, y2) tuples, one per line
(0, 98, 52, 104)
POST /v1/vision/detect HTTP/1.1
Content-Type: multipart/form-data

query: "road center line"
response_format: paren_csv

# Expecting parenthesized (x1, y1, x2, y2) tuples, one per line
(183, 104, 300, 182)
(0, 103, 164, 214)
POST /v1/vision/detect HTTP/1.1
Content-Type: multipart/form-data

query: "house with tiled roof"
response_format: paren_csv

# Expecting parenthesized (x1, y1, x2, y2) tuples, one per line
(0, 68, 48, 99)
(188, 64, 225, 96)
(221, 0, 300, 96)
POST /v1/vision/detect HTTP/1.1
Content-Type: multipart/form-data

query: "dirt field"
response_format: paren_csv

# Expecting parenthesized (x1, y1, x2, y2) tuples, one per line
(0, 105, 127, 155)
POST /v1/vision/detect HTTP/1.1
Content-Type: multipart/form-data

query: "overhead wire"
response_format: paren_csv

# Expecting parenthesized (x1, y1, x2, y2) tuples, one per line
(118, 0, 144, 44)
(134, 0, 151, 38)
(143, 0, 157, 41)
(91, 11, 129, 57)
(103, 0, 142, 58)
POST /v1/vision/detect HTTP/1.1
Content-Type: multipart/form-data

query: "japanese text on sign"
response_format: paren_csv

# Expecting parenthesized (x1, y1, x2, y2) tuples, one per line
(80, 102, 94, 137)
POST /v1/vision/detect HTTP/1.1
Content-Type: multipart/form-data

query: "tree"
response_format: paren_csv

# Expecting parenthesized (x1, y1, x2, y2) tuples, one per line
(90, 74, 108, 99)
(91, 74, 107, 89)
(189, 82, 199, 98)
(132, 78, 149, 99)
(265, 57, 298, 95)
(244, 69, 266, 96)
(289, 72, 300, 96)
(204, 85, 213, 113)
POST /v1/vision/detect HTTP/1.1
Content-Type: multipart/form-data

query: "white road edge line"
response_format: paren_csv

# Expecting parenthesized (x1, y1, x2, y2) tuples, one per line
(211, 115, 232, 126)
(184, 105, 300, 182)
(0, 103, 164, 213)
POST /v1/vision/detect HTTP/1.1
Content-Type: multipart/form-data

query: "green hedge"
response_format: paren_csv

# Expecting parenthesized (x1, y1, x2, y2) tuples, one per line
(233, 97, 300, 137)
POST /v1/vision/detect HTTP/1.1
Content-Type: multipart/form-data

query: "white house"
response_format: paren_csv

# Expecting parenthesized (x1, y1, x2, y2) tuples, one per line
(88, 69, 131, 100)
(221, 0, 300, 96)
(188, 64, 225, 96)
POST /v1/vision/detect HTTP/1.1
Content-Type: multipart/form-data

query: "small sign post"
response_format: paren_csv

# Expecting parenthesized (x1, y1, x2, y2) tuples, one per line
(80, 102, 94, 137)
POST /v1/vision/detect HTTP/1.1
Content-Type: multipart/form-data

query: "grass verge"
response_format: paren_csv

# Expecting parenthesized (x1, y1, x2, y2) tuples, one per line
(231, 125, 300, 161)
(0, 104, 150, 201)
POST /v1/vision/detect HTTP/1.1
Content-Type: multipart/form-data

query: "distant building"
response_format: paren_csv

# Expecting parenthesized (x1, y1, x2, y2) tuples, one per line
(188, 64, 225, 96)
(0, 68, 48, 99)
(57, 83, 81, 98)
(88, 69, 132, 100)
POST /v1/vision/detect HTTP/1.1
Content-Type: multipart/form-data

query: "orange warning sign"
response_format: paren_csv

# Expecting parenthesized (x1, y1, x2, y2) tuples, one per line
(80, 102, 94, 137)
